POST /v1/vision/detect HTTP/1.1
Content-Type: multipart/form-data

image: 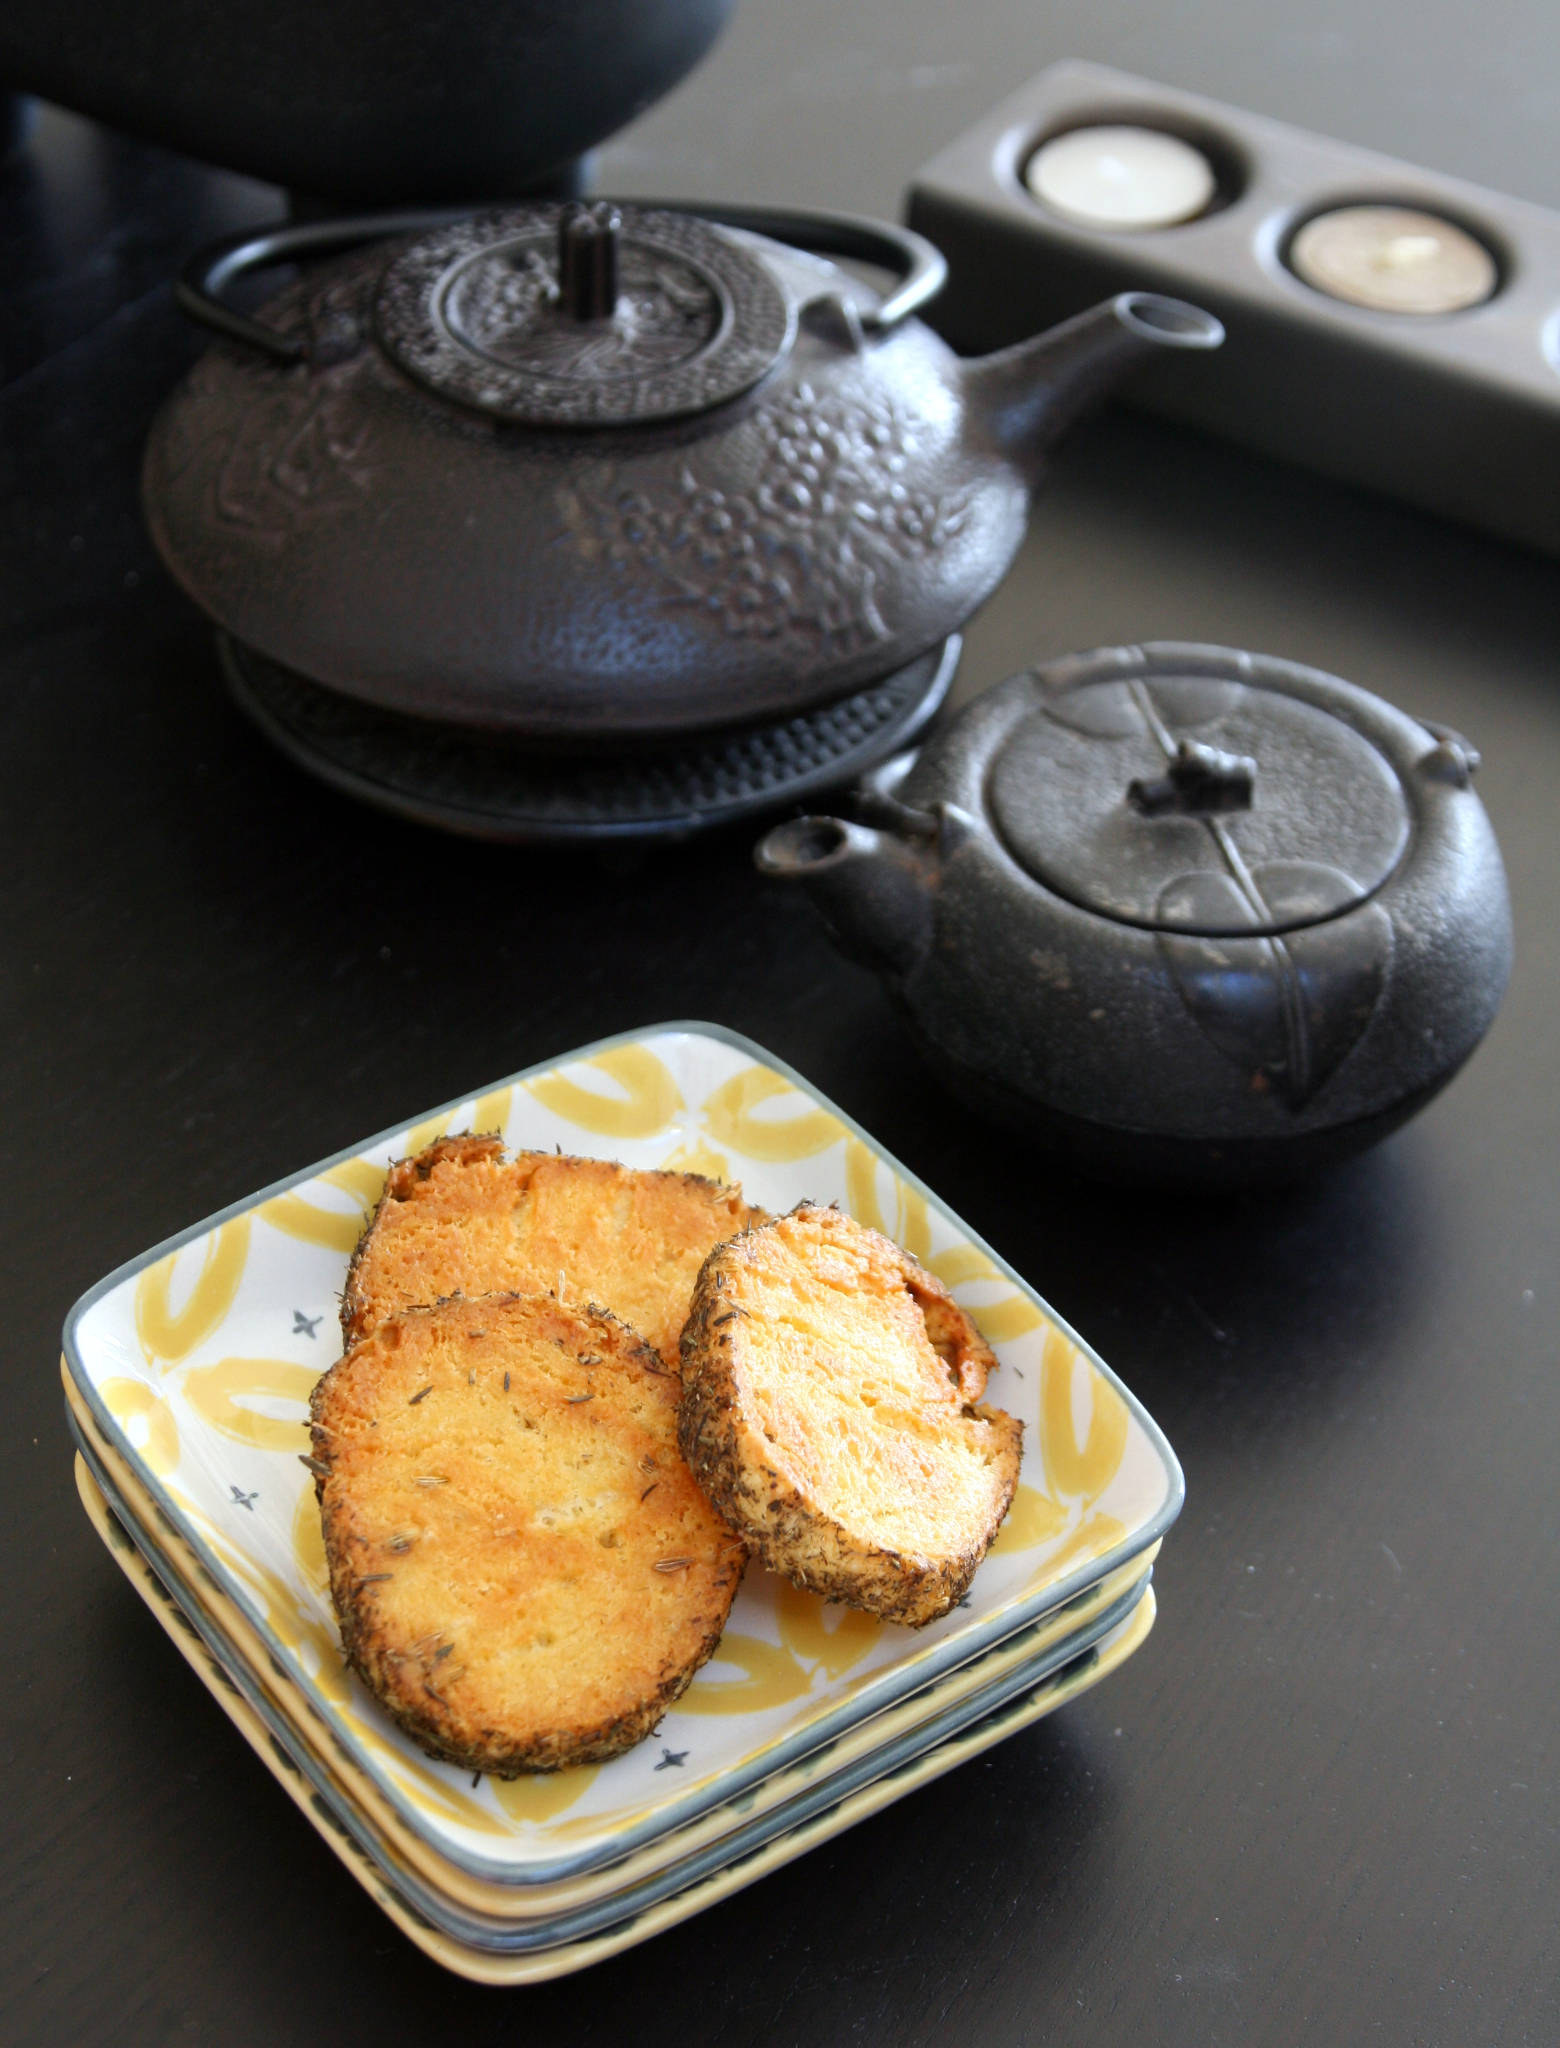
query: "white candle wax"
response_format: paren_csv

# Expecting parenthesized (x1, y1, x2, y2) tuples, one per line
(1288, 205, 1497, 315)
(1025, 125, 1218, 232)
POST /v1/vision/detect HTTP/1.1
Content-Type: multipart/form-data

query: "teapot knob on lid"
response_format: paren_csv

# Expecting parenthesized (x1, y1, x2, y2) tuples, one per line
(557, 201, 622, 321)
(1128, 739, 1257, 817)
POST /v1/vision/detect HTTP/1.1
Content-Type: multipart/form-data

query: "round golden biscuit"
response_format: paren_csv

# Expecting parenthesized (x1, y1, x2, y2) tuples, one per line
(342, 1135, 765, 1368)
(309, 1291, 747, 1773)
(678, 1206, 1022, 1628)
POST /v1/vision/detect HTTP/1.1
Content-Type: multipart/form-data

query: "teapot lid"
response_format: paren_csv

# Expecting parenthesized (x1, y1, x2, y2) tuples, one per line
(986, 646, 1412, 936)
(375, 202, 795, 427)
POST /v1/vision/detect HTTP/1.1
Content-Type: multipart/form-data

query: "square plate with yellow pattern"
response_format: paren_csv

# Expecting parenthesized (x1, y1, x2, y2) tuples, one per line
(73, 1432, 1151, 1952)
(65, 1359, 1155, 1923)
(63, 1023, 1181, 1887)
(76, 1448, 1158, 1985)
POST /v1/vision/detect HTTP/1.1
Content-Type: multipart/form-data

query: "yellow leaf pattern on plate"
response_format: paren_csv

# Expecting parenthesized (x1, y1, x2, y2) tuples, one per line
(469, 1087, 514, 1138)
(900, 1185, 931, 1260)
(681, 1633, 814, 1713)
(1040, 1325, 1129, 1505)
(375, 1759, 515, 1836)
(702, 1066, 844, 1162)
(403, 1112, 457, 1158)
(195, 1519, 354, 1712)
(924, 1243, 1045, 1343)
(989, 1483, 1069, 1556)
(526, 1045, 682, 1138)
(134, 1218, 251, 1365)
(658, 1137, 733, 1183)
(180, 1358, 319, 1453)
(775, 1580, 881, 1679)
(1024, 1511, 1128, 1590)
(257, 1156, 390, 1254)
(292, 1485, 328, 1597)
(491, 1768, 599, 1825)
(842, 1138, 931, 1257)
(100, 1377, 180, 1477)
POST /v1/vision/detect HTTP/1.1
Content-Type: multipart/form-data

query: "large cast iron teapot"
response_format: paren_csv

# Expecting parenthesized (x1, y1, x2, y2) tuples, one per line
(144, 202, 1223, 738)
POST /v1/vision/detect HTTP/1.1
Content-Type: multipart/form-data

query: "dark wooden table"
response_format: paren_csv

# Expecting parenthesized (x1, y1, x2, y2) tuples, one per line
(5, 6, 1558, 2042)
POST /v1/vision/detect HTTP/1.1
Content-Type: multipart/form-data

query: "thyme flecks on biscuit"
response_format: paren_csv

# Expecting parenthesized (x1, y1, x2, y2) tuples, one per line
(310, 1291, 746, 1774)
(678, 1206, 1022, 1628)
(343, 1136, 767, 1369)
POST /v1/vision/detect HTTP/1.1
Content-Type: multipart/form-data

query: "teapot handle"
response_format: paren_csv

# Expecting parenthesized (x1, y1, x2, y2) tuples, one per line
(175, 201, 947, 363)
(175, 208, 472, 362)
(675, 204, 946, 330)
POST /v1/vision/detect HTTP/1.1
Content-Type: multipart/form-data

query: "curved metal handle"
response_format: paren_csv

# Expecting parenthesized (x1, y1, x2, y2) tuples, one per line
(662, 202, 946, 330)
(175, 208, 477, 361)
(175, 199, 946, 362)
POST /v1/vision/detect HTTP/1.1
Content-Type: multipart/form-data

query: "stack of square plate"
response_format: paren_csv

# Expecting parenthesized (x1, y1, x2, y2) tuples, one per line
(63, 1024, 1181, 1984)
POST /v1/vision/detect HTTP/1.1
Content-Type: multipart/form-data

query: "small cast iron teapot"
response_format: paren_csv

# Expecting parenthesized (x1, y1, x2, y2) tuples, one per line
(757, 644, 1512, 1185)
(144, 202, 1222, 738)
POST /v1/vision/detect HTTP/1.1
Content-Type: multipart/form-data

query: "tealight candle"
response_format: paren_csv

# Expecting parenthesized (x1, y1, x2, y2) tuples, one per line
(1025, 125, 1218, 232)
(1287, 205, 1498, 314)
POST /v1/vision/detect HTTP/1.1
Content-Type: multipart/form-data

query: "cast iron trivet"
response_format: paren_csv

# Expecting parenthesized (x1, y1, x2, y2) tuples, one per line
(219, 633, 959, 844)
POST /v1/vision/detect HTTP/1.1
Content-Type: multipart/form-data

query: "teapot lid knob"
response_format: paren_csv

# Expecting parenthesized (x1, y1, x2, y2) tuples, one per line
(376, 204, 793, 427)
(557, 202, 621, 322)
(1128, 738, 1256, 817)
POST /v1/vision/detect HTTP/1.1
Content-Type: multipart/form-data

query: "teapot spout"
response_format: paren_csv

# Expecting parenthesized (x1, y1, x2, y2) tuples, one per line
(963, 293, 1224, 483)
(755, 815, 935, 980)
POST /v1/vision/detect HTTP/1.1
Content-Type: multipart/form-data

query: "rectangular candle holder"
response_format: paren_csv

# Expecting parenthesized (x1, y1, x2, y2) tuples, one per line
(906, 61, 1560, 557)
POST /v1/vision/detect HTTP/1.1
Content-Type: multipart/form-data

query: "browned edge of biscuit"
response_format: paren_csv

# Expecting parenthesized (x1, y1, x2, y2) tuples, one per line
(338, 1134, 760, 1352)
(308, 1289, 747, 1772)
(339, 1133, 505, 1350)
(676, 1205, 1021, 1628)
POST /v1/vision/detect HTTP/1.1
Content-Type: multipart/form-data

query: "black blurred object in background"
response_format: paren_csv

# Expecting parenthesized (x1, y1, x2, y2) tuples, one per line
(0, 0, 736, 202)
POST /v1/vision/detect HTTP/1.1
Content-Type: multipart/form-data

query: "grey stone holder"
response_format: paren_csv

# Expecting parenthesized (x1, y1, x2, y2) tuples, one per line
(908, 61, 1560, 557)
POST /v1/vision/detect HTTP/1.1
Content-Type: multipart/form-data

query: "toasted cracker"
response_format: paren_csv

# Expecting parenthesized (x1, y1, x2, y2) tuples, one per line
(678, 1206, 1022, 1628)
(310, 1291, 747, 1773)
(342, 1135, 766, 1368)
